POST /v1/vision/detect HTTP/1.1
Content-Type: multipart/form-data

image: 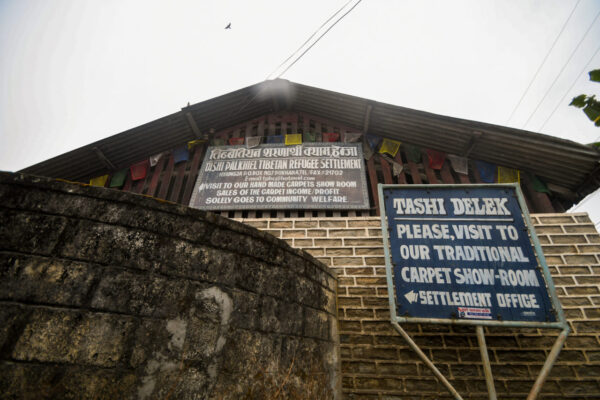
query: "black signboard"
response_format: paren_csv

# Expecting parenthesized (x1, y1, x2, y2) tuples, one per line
(189, 143, 369, 210)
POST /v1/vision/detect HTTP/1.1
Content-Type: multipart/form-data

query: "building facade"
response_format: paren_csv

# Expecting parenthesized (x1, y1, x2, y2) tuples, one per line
(10, 79, 600, 399)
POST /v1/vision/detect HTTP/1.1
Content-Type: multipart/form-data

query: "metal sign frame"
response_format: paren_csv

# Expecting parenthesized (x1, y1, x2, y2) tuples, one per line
(378, 183, 567, 329)
(378, 183, 569, 400)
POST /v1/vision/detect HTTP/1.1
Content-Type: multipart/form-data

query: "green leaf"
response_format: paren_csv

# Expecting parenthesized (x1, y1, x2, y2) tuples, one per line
(570, 94, 587, 108)
(589, 69, 600, 83)
(583, 104, 600, 122)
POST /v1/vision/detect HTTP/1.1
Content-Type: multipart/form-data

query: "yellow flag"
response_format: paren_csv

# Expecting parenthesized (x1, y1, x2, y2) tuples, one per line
(379, 138, 401, 157)
(89, 175, 109, 187)
(285, 134, 302, 145)
(187, 139, 206, 150)
(497, 166, 520, 183)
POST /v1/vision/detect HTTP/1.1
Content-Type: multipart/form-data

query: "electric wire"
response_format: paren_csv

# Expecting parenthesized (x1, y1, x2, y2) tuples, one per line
(231, 0, 363, 119)
(538, 44, 600, 132)
(276, 0, 363, 79)
(265, 0, 355, 80)
(505, 0, 581, 125)
(522, 9, 600, 130)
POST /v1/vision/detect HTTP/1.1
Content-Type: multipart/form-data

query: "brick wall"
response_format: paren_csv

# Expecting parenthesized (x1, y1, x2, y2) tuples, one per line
(238, 213, 600, 399)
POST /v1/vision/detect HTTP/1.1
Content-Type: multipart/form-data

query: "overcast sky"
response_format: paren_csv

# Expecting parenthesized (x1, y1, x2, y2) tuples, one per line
(1, 0, 599, 172)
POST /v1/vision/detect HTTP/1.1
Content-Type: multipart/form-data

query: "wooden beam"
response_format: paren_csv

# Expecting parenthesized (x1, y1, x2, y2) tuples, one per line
(462, 131, 483, 157)
(575, 162, 600, 196)
(183, 111, 203, 139)
(363, 104, 373, 134)
(92, 147, 116, 170)
(521, 173, 555, 213)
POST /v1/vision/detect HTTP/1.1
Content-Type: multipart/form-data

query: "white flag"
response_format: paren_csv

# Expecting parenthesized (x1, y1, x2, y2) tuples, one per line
(344, 132, 362, 143)
(393, 161, 404, 176)
(246, 136, 262, 148)
(149, 153, 163, 167)
(447, 154, 468, 175)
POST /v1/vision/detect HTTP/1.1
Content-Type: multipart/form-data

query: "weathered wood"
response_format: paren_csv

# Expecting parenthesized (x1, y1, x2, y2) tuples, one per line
(131, 174, 147, 194)
(146, 155, 167, 198)
(522, 174, 555, 213)
(363, 104, 373, 134)
(122, 169, 133, 192)
(168, 160, 187, 203)
(440, 162, 455, 184)
(181, 145, 206, 205)
(407, 160, 422, 184)
(471, 161, 483, 183)
(93, 147, 116, 170)
(462, 131, 483, 156)
(422, 151, 439, 184)
(184, 112, 203, 138)
(380, 155, 393, 184)
(367, 156, 380, 216)
(157, 154, 175, 199)
(391, 152, 406, 184)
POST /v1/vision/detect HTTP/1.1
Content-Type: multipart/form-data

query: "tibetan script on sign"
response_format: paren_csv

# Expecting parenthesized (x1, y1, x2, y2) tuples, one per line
(189, 143, 369, 210)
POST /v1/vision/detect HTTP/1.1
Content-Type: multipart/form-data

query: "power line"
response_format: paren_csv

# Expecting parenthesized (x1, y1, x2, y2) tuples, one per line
(276, 0, 363, 79)
(231, 0, 361, 119)
(538, 44, 600, 132)
(265, 0, 355, 80)
(522, 9, 600, 130)
(505, 0, 581, 125)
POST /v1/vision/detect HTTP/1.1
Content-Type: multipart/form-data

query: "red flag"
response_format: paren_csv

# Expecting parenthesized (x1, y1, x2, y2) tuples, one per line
(130, 160, 149, 181)
(322, 132, 340, 142)
(228, 137, 244, 145)
(426, 149, 446, 170)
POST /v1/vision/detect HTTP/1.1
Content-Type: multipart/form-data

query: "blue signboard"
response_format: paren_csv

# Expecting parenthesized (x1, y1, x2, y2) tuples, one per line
(381, 185, 557, 324)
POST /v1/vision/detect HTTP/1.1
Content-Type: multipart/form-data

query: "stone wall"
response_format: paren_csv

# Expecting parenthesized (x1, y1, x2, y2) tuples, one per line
(240, 214, 600, 399)
(0, 173, 339, 399)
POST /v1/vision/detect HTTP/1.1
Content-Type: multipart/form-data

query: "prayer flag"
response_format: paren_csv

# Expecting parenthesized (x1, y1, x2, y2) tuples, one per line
(285, 134, 302, 145)
(529, 173, 551, 194)
(211, 138, 225, 146)
(149, 153, 163, 167)
(447, 154, 468, 175)
(266, 135, 284, 144)
(109, 169, 128, 188)
(89, 175, 108, 187)
(246, 136, 262, 148)
(344, 132, 362, 143)
(130, 160, 149, 181)
(426, 149, 446, 170)
(303, 131, 317, 142)
(379, 138, 402, 157)
(366, 134, 381, 150)
(476, 161, 496, 183)
(173, 147, 189, 164)
(187, 139, 206, 151)
(498, 166, 520, 183)
(322, 132, 340, 142)
(393, 162, 404, 176)
(229, 137, 244, 145)
(404, 144, 422, 163)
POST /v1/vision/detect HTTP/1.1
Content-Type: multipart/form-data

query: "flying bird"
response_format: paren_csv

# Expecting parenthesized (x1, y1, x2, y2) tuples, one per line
(225, 23, 231, 29)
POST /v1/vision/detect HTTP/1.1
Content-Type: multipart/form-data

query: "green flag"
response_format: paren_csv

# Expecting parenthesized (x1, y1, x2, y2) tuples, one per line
(529, 173, 550, 194)
(109, 169, 128, 188)
(404, 144, 422, 163)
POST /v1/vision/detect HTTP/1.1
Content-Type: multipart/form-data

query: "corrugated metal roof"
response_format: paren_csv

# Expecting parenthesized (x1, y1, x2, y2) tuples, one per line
(21, 79, 600, 192)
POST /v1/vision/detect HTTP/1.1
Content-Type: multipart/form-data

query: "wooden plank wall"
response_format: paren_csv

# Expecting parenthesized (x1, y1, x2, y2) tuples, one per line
(106, 111, 555, 216)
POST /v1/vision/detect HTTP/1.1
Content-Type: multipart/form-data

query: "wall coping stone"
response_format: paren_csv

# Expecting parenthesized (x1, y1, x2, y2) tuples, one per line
(0, 172, 335, 280)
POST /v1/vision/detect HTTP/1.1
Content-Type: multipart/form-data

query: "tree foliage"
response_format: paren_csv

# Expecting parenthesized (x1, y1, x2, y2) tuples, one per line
(570, 69, 600, 127)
